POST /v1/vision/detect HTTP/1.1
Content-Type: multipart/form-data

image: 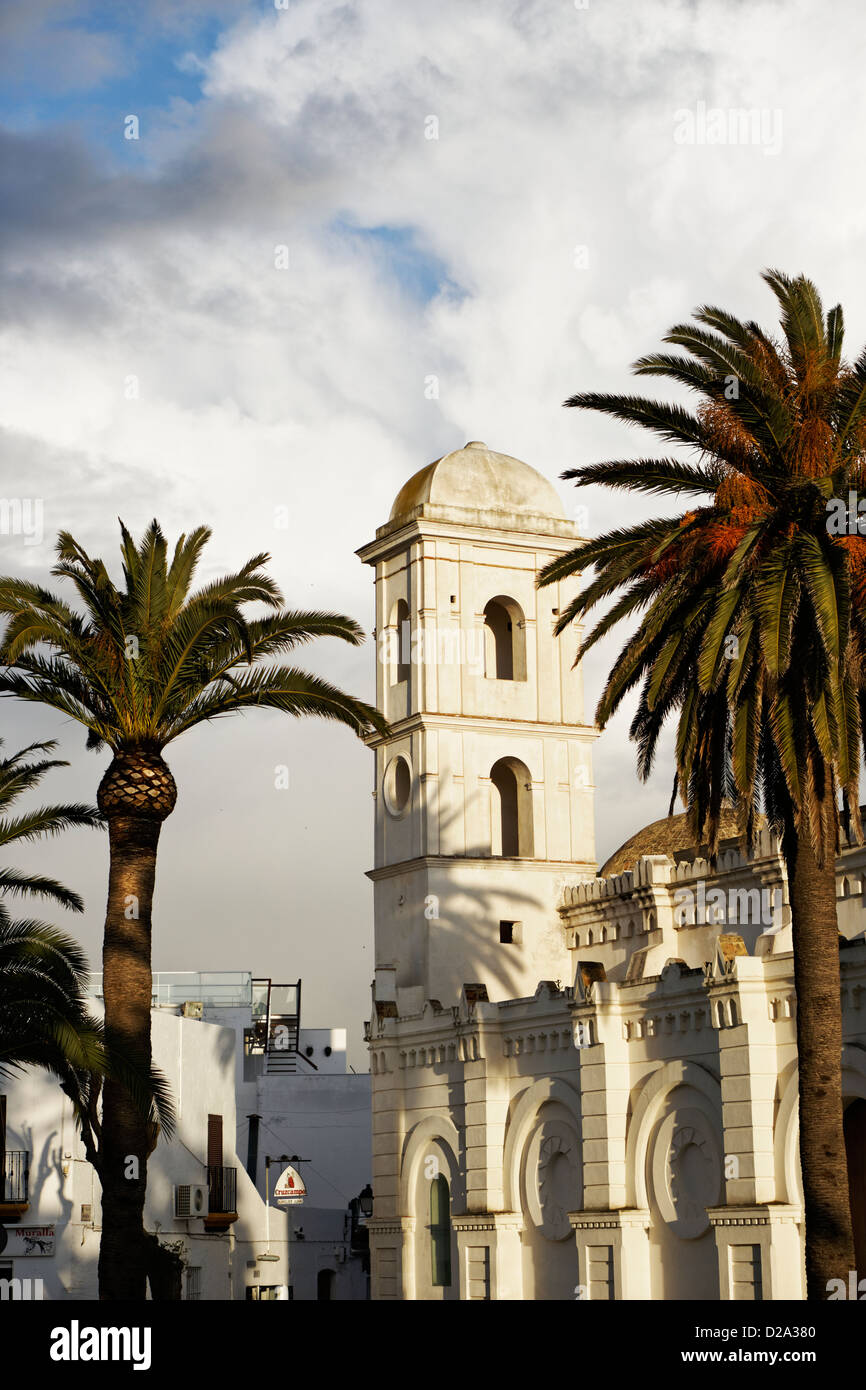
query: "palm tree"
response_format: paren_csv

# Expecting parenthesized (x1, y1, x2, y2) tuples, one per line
(0, 911, 172, 1126)
(539, 270, 866, 1299)
(0, 913, 108, 1087)
(0, 741, 177, 1293)
(0, 737, 103, 910)
(0, 912, 176, 1287)
(0, 519, 388, 1299)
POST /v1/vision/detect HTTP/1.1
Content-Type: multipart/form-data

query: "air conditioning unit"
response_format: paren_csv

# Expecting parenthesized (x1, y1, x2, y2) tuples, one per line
(181, 1001, 203, 1020)
(174, 1183, 208, 1219)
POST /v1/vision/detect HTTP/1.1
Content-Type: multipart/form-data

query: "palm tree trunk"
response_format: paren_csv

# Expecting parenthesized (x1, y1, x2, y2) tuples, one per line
(97, 811, 162, 1300)
(784, 790, 855, 1299)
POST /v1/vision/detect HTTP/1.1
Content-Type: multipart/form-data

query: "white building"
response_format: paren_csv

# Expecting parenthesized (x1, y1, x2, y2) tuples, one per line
(361, 440, 866, 1301)
(1, 971, 372, 1300)
(1, 999, 291, 1301)
(192, 972, 371, 1301)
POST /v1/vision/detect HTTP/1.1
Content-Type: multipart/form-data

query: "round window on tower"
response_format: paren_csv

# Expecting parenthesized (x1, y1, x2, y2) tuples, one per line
(383, 755, 412, 817)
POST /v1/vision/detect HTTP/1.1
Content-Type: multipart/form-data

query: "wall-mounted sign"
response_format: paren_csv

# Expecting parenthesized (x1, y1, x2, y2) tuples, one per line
(273, 1166, 306, 1206)
(8, 1226, 55, 1257)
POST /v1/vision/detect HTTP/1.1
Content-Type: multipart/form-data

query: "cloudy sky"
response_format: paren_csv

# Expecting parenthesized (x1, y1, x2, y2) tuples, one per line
(2, 0, 865, 1062)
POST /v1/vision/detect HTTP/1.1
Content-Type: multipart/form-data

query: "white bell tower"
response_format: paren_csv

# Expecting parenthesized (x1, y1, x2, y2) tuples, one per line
(357, 441, 596, 1015)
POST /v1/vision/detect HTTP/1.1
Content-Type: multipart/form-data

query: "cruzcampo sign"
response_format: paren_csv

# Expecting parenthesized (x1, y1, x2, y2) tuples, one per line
(273, 1165, 306, 1206)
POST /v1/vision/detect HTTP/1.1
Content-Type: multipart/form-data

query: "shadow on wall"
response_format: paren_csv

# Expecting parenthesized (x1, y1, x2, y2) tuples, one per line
(395, 792, 571, 1003)
(7, 1104, 74, 1232)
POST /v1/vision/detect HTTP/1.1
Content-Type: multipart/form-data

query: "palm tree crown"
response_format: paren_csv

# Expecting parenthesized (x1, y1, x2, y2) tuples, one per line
(0, 520, 387, 752)
(0, 911, 105, 1083)
(539, 269, 866, 859)
(0, 738, 102, 912)
(0, 910, 174, 1142)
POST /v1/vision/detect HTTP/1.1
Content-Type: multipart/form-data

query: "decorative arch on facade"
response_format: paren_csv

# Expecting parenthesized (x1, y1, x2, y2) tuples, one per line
(490, 756, 535, 857)
(502, 1076, 582, 1214)
(399, 1114, 463, 1213)
(483, 595, 527, 681)
(774, 1046, 866, 1206)
(400, 1115, 463, 1301)
(625, 1059, 723, 1211)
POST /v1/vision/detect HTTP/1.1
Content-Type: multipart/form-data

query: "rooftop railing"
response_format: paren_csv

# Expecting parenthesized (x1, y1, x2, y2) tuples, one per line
(88, 971, 253, 1008)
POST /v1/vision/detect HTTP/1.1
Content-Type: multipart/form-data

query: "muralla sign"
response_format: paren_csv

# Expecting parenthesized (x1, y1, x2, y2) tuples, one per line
(6, 1225, 55, 1257)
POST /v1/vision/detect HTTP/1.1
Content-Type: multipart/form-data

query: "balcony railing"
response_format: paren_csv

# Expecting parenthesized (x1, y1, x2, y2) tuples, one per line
(2, 1151, 30, 1204)
(208, 1166, 237, 1215)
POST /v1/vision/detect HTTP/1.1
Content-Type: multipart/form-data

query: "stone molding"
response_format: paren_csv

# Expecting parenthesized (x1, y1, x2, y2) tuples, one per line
(451, 1212, 523, 1233)
(568, 1208, 651, 1232)
(367, 1217, 416, 1237)
(707, 1205, 802, 1228)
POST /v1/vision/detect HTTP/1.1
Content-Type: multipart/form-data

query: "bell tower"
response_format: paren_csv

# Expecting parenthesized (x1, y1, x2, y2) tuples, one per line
(357, 441, 596, 1014)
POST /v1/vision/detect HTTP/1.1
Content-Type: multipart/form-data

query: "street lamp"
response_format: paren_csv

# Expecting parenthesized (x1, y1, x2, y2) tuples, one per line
(359, 1184, 374, 1218)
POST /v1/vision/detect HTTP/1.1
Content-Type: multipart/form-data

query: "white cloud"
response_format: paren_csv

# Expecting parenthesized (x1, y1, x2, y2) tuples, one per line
(3, 0, 865, 1055)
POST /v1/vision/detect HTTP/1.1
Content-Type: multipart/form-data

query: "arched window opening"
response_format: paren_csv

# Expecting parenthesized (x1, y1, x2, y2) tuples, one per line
(390, 598, 410, 685)
(483, 596, 526, 681)
(430, 1175, 452, 1287)
(490, 757, 534, 857)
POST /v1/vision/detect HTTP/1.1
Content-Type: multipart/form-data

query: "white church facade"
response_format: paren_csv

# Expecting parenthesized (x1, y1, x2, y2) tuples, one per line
(360, 440, 866, 1301)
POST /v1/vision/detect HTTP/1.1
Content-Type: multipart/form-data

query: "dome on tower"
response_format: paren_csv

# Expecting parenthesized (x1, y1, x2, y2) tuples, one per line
(389, 441, 566, 527)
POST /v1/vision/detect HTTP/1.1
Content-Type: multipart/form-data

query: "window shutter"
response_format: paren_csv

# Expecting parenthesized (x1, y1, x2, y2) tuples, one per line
(207, 1114, 223, 1169)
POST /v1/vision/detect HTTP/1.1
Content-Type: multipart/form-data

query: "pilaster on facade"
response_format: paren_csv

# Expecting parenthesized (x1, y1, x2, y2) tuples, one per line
(706, 954, 780, 1206)
(570, 981, 630, 1210)
(462, 1007, 509, 1212)
(707, 1205, 804, 1300)
(451, 1212, 524, 1299)
(569, 1208, 652, 1299)
(367, 1217, 416, 1301)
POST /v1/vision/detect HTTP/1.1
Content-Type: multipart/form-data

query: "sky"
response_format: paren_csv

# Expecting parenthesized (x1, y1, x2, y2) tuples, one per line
(3, 0, 866, 1065)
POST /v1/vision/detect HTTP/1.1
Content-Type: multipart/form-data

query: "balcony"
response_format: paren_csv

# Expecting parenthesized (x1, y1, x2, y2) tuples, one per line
(1, 1151, 30, 1220)
(205, 1166, 238, 1232)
